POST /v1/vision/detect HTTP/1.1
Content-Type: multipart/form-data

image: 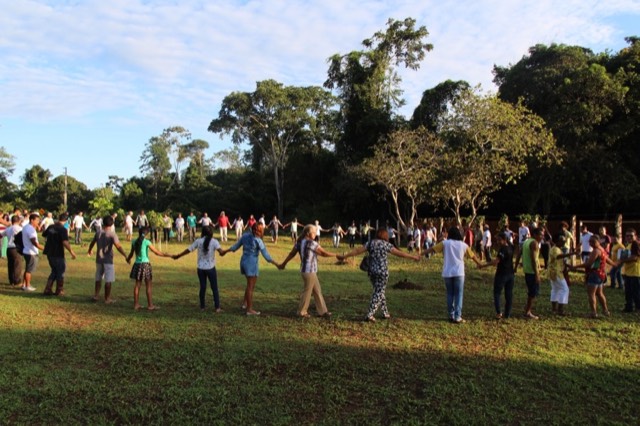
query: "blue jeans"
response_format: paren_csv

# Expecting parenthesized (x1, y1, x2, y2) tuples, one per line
(197, 268, 219, 309)
(444, 276, 464, 321)
(609, 266, 623, 289)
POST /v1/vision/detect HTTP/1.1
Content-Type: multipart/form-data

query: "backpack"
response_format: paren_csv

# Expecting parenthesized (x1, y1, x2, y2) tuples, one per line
(14, 230, 24, 253)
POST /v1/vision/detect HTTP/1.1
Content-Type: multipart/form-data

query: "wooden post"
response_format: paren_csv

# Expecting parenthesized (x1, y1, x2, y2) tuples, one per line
(616, 214, 623, 237)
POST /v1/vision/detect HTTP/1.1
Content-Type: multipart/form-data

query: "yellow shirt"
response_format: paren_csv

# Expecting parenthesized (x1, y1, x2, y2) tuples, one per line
(610, 242, 625, 262)
(548, 246, 564, 281)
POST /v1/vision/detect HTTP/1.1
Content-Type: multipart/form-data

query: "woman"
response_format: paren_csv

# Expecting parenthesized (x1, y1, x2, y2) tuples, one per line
(220, 223, 279, 315)
(126, 227, 170, 311)
(280, 224, 337, 318)
(618, 232, 640, 312)
(571, 235, 615, 318)
(548, 234, 573, 316)
(480, 232, 514, 319)
(425, 226, 482, 324)
(172, 226, 225, 312)
(339, 228, 420, 322)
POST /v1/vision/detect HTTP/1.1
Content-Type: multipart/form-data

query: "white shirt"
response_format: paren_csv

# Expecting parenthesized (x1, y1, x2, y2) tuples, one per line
(439, 240, 471, 278)
(175, 217, 185, 229)
(73, 215, 85, 229)
(188, 237, 221, 270)
(125, 215, 133, 227)
(518, 226, 530, 244)
(580, 232, 593, 253)
(482, 230, 492, 247)
(22, 223, 39, 255)
(1, 224, 22, 248)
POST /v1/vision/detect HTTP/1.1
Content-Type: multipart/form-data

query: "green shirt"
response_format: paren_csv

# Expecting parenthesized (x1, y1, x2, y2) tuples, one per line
(132, 237, 151, 263)
(522, 238, 539, 275)
(187, 215, 197, 228)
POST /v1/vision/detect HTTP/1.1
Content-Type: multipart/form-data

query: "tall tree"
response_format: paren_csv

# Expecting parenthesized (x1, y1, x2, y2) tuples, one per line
(324, 17, 433, 160)
(20, 165, 52, 205)
(209, 80, 337, 217)
(139, 136, 172, 206)
(433, 87, 561, 224)
(411, 80, 470, 131)
(0, 147, 16, 200)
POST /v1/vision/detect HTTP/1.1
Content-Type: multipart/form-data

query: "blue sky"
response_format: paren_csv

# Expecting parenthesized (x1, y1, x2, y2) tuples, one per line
(1, 0, 639, 190)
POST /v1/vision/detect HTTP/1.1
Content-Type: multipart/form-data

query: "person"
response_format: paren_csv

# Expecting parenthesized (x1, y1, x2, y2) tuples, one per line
(481, 224, 492, 262)
(162, 213, 172, 243)
(284, 217, 302, 242)
(386, 221, 398, 248)
(88, 215, 130, 303)
(609, 234, 625, 289)
(539, 225, 552, 268)
(313, 220, 328, 242)
(172, 225, 225, 312)
(619, 229, 640, 312)
(412, 222, 422, 255)
(598, 226, 611, 255)
(479, 232, 514, 319)
(347, 221, 359, 248)
(21, 213, 45, 291)
(89, 216, 103, 234)
(187, 211, 198, 242)
(571, 235, 615, 318)
(520, 227, 544, 320)
(174, 213, 185, 242)
(280, 224, 338, 318)
(1, 215, 23, 286)
(71, 211, 89, 245)
(231, 215, 244, 240)
(126, 227, 170, 311)
(579, 225, 593, 263)
(425, 226, 482, 323)
(258, 214, 266, 226)
(331, 222, 346, 248)
(548, 234, 573, 316)
(268, 215, 284, 244)
(42, 213, 77, 296)
(135, 210, 149, 230)
(199, 212, 212, 228)
(124, 211, 134, 241)
(245, 214, 256, 230)
(360, 221, 371, 245)
(39, 212, 55, 232)
(220, 223, 279, 315)
(339, 228, 420, 322)
(513, 219, 530, 269)
(216, 211, 230, 242)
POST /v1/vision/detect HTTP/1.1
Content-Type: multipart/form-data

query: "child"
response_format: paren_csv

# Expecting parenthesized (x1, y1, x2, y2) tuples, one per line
(126, 227, 170, 311)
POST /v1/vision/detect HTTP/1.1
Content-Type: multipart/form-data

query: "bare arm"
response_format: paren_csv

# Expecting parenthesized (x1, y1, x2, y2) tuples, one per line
(148, 244, 169, 257)
(337, 246, 367, 261)
(390, 247, 420, 261)
(63, 240, 76, 259)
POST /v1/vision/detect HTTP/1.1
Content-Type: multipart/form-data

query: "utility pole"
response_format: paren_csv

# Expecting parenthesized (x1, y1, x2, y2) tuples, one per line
(63, 167, 68, 211)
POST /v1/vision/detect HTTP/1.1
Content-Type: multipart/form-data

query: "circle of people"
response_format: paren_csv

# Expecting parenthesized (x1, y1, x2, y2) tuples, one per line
(1, 209, 639, 322)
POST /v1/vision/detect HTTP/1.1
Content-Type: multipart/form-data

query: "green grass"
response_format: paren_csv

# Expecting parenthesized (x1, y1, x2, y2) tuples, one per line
(1, 234, 638, 425)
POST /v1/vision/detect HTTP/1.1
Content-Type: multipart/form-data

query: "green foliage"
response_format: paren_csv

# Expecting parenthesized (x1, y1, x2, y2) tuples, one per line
(88, 187, 115, 217)
(411, 79, 470, 131)
(0, 146, 16, 181)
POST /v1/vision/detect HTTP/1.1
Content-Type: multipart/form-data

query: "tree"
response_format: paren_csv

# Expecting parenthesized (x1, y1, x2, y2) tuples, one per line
(183, 139, 211, 179)
(209, 80, 338, 217)
(20, 165, 52, 206)
(139, 136, 172, 206)
(88, 187, 115, 217)
(357, 127, 444, 230)
(42, 175, 90, 213)
(324, 17, 433, 160)
(121, 180, 144, 211)
(0, 146, 15, 181)
(433, 87, 561, 224)
(411, 80, 470, 131)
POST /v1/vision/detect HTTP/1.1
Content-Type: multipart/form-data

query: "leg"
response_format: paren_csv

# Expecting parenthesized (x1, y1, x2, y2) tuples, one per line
(595, 285, 608, 314)
(493, 276, 504, 315)
(94, 281, 102, 300)
(298, 273, 316, 316)
(309, 274, 329, 316)
(207, 268, 220, 310)
(504, 276, 514, 318)
(451, 276, 464, 321)
(444, 277, 455, 320)
(145, 278, 155, 309)
(587, 285, 598, 316)
(623, 275, 633, 311)
(367, 274, 387, 319)
(630, 276, 640, 310)
(133, 280, 142, 310)
(244, 276, 258, 314)
(197, 268, 207, 309)
(104, 282, 113, 302)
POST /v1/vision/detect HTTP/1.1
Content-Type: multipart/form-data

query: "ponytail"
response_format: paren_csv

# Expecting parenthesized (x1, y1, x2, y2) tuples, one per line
(135, 227, 148, 256)
(201, 225, 213, 254)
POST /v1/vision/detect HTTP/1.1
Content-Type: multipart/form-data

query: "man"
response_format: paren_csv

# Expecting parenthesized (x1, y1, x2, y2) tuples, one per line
(88, 215, 129, 303)
(1, 215, 23, 286)
(216, 211, 230, 242)
(42, 213, 77, 296)
(187, 211, 197, 242)
(72, 211, 89, 245)
(482, 224, 492, 262)
(580, 225, 593, 263)
(135, 210, 149, 230)
(199, 212, 212, 227)
(39, 212, 55, 232)
(21, 213, 44, 291)
(174, 213, 185, 242)
(521, 227, 543, 320)
(124, 211, 134, 241)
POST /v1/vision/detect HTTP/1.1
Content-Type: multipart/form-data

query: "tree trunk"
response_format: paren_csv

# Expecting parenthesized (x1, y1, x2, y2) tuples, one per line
(274, 166, 284, 218)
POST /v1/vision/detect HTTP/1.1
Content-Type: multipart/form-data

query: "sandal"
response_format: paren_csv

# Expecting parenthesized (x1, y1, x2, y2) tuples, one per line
(365, 315, 376, 322)
(147, 305, 160, 311)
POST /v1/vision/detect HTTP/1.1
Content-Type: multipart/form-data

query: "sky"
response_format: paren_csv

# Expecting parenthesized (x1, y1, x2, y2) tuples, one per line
(1, 0, 639, 190)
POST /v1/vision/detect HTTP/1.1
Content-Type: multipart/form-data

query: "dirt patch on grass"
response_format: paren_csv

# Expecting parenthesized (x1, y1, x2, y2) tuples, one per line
(392, 279, 425, 290)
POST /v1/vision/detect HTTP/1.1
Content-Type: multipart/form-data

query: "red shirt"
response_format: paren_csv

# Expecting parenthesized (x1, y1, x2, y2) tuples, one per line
(218, 216, 229, 227)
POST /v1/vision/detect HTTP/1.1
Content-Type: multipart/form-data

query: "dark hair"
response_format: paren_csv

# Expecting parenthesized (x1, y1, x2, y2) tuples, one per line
(58, 213, 69, 222)
(531, 227, 542, 237)
(102, 215, 114, 227)
(134, 227, 149, 256)
(448, 226, 463, 241)
(201, 226, 213, 254)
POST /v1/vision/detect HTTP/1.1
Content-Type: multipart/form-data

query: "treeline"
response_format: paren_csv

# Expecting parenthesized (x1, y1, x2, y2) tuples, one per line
(1, 20, 638, 225)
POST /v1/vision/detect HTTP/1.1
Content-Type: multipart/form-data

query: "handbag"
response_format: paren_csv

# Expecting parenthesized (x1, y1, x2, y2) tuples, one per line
(359, 254, 370, 272)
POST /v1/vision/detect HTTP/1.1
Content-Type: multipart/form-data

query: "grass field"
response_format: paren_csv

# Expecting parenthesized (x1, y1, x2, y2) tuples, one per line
(1, 233, 638, 425)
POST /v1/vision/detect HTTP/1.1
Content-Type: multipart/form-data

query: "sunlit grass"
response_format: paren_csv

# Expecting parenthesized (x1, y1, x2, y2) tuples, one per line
(1, 233, 638, 424)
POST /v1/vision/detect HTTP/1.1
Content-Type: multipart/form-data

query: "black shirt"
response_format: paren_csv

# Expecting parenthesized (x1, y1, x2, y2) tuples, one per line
(43, 223, 69, 258)
(495, 244, 514, 277)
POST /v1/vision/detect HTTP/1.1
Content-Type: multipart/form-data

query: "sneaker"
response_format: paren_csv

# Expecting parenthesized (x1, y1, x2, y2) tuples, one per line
(454, 318, 466, 324)
(22, 286, 36, 292)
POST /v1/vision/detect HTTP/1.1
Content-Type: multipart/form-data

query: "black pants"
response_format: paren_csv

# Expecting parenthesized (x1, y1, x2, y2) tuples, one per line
(7, 247, 23, 284)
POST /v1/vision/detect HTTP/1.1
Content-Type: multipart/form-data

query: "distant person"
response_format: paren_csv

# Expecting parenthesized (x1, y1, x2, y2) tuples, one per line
(71, 211, 89, 245)
(331, 222, 346, 248)
(199, 212, 212, 228)
(347, 221, 359, 248)
(579, 225, 593, 263)
(1, 215, 23, 286)
(548, 233, 573, 316)
(619, 229, 640, 313)
(231, 215, 244, 240)
(42, 213, 77, 296)
(520, 227, 543, 320)
(88, 215, 130, 303)
(162, 213, 172, 242)
(174, 213, 185, 242)
(21, 213, 45, 292)
(268, 215, 284, 244)
(216, 211, 230, 242)
(571, 235, 614, 318)
(480, 232, 514, 319)
(135, 210, 149, 230)
(609, 234, 625, 289)
(186, 211, 198, 242)
(124, 211, 134, 241)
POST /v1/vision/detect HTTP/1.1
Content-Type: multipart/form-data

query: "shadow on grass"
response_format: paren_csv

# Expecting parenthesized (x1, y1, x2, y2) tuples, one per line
(0, 326, 637, 425)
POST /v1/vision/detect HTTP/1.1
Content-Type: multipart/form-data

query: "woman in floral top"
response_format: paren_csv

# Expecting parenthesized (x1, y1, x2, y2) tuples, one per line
(339, 228, 420, 321)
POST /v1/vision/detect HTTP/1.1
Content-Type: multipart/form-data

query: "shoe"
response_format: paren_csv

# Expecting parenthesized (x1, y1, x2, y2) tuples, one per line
(382, 313, 391, 319)
(22, 286, 36, 292)
(299, 313, 311, 319)
(365, 315, 376, 322)
(241, 304, 247, 310)
(495, 313, 503, 320)
(321, 312, 332, 318)
(524, 312, 539, 320)
(454, 318, 466, 324)
(246, 311, 261, 316)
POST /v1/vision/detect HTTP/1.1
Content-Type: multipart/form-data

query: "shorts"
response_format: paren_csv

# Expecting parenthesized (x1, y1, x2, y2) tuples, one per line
(549, 277, 569, 304)
(130, 262, 152, 281)
(95, 263, 116, 282)
(525, 273, 539, 297)
(586, 271, 605, 287)
(47, 257, 66, 281)
(23, 254, 39, 273)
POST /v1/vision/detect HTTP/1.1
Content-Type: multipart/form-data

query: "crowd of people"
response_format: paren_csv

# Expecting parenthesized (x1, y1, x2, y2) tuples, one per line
(1, 208, 639, 323)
